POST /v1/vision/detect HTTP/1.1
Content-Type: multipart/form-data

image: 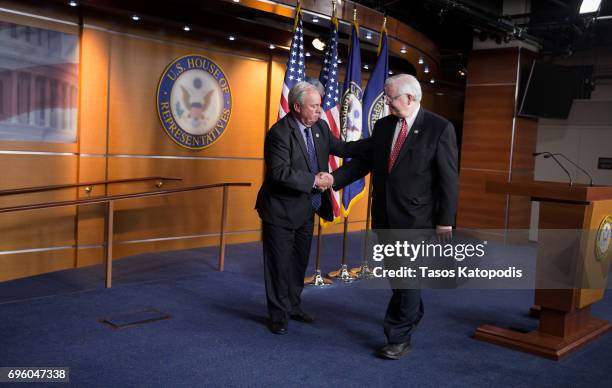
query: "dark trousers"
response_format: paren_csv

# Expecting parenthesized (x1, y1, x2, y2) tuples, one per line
(383, 289, 424, 344)
(378, 230, 426, 345)
(262, 217, 314, 323)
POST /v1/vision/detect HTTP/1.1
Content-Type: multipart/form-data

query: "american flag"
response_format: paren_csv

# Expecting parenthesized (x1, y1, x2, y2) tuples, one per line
(318, 16, 342, 225)
(278, 4, 305, 119)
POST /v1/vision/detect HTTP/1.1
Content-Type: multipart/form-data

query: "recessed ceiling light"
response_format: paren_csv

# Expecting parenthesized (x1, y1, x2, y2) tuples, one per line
(579, 0, 601, 14)
(424, 66, 430, 73)
(131, 15, 140, 21)
(418, 57, 424, 65)
(313, 16, 319, 23)
(400, 47, 407, 54)
(229, 36, 236, 41)
(269, 44, 276, 49)
(233, 0, 240, 2)
(305, 52, 311, 57)
(183, 26, 191, 32)
(68, 1, 77, 6)
(430, 79, 435, 84)
(312, 37, 326, 51)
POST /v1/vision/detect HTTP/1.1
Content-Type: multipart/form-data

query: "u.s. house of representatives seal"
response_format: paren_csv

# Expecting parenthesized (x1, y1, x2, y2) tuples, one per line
(157, 54, 231, 150)
(595, 215, 612, 261)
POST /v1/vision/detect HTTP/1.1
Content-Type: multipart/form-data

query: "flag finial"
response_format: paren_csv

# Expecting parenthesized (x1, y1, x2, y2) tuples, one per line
(353, 8, 357, 22)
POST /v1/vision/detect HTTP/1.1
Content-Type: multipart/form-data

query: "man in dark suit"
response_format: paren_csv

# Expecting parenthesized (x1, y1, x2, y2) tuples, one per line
(256, 82, 365, 335)
(330, 74, 459, 359)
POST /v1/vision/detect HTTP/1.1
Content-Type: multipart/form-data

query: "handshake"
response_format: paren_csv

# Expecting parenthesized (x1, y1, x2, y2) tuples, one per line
(314, 172, 334, 192)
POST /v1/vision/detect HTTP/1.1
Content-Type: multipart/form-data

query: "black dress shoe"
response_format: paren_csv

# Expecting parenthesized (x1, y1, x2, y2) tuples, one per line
(269, 321, 288, 335)
(377, 342, 412, 360)
(289, 311, 314, 323)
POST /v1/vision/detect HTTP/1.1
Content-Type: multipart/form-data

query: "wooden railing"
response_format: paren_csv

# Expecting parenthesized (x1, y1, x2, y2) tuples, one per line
(0, 176, 182, 196)
(0, 181, 251, 288)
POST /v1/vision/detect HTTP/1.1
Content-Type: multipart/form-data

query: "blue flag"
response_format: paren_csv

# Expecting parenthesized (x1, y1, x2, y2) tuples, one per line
(340, 22, 364, 217)
(362, 27, 389, 137)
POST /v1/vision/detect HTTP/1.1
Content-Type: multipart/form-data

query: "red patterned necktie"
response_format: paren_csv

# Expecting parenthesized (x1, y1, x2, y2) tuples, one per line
(388, 118, 408, 173)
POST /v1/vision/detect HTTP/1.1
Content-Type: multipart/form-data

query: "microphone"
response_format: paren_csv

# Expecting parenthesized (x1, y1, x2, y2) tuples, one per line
(533, 152, 573, 186)
(550, 153, 594, 186)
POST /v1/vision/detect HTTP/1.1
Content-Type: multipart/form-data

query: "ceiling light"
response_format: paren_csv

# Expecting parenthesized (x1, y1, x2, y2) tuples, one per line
(363, 64, 369, 70)
(305, 52, 311, 57)
(68, 1, 77, 6)
(131, 15, 140, 21)
(388, 70, 394, 75)
(183, 26, 191, 31)
(233, 0, 240, 2)
(312, 37, 326, 51)
(400, 47, 407, 54)
(424, 66, 429, 73)
(312, 16, 319, 23)
(579, 0, 601, 14)
(418, 57, 424, 65)
(269, 44, 276, 49)
(430, 79, 435, 84)
(366, 32, 372, 40)
(229, 36, 236, 41)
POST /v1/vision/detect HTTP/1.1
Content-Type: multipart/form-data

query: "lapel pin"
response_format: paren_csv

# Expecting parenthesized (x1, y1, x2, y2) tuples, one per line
(414, 130, 419, 134)
(315, 133, 320, 138)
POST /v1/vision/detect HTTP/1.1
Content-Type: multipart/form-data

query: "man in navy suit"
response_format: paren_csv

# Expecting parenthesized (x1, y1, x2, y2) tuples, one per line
(256, 82, 365, 335)
(331, 74, 459, 359)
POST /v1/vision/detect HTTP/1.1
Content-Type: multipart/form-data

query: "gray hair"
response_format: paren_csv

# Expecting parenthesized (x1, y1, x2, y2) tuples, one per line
(306, 77, 325, 96)
(385, 74, 422, 102)
(288, 81, 318, 110)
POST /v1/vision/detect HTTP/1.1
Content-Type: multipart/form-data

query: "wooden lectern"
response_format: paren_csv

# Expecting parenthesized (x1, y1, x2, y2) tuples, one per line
(475, 180, 612, 360)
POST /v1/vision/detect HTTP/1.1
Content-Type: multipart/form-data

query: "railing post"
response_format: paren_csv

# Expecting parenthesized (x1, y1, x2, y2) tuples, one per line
(105, 200, 114, 288)
(218, 185, 229, 271)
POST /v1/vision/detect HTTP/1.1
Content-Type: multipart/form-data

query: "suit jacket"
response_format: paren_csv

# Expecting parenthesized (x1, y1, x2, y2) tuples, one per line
(332, 107, 459, 229)
(256, 114, 366, 229)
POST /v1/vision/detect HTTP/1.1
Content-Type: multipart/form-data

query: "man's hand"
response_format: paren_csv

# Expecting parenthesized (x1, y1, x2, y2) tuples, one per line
(435, 225, 453, 242)
(315, 172, 334, 192)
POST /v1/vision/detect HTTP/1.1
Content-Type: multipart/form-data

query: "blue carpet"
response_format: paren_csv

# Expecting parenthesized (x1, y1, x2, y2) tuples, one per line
(0, 232, 611, 387)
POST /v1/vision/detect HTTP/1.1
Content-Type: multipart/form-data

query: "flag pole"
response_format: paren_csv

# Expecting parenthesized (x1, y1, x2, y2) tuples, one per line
(305, 216, 332, 286)
(350, 16, 387, 279)
(350, 177, 374, 278)
(328, 3, 358, 282)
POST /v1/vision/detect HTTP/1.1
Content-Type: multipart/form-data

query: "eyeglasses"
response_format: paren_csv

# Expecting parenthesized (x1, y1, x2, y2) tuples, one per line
(383, 93, 408, 104)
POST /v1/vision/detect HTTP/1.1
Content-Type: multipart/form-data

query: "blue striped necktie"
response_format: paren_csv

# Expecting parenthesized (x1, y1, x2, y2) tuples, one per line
(304, 127, 321, 211)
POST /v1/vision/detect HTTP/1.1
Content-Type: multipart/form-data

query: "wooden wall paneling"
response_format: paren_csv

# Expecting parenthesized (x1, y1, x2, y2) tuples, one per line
(461, 85, 515, 171)
(106, 157, 262, 241)
(106, 34, 268, 158)
(511, 117, 538, 173)
(457, 169, 508, 228)
(466, 48, 519, 85)
(79, 28, 111, 155)
(267, 57, 285, 130)
(113, 230, 262, 260)
(0, 249, 76, 282)
(0, 154, 78, 250)
(507, 171, 535, 229)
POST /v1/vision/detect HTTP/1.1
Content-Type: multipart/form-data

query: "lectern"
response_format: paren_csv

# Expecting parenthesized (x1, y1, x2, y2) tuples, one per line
(475, 180, 612, 360)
